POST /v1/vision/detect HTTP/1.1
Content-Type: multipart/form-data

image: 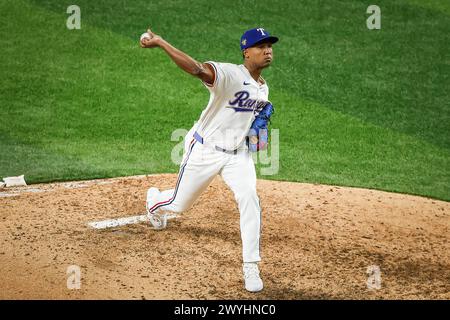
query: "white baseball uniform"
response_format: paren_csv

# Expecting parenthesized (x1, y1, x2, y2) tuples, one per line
(147, 61, 270, 263)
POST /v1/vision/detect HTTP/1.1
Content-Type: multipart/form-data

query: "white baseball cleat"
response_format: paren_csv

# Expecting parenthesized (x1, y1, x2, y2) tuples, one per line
(146, 187, 167, 230)
(243, 262, 263, 292)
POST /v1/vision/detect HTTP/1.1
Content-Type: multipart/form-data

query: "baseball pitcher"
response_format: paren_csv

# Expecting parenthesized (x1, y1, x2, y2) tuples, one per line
(140, 27, 278, 292)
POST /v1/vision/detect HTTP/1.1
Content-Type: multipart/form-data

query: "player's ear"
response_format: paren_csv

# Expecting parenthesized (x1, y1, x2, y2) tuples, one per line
(243, 49, 249, 60)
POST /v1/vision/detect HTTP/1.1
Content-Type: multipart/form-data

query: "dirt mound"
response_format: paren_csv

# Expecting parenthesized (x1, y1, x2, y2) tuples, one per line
(0, 174, 448, 299)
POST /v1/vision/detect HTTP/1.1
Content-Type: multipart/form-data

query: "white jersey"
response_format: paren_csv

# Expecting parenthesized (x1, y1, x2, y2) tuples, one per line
(193, 61, 270, 151)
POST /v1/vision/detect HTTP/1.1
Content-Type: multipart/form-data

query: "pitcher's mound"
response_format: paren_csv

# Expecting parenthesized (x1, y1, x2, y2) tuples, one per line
(0, 174, 448, 299)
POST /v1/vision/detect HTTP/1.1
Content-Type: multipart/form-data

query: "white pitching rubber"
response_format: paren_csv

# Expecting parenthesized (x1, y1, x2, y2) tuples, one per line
(88, 213, 177, 230)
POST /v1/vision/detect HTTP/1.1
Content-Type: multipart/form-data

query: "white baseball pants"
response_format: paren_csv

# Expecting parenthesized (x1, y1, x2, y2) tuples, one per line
(147, 130, 261, 263)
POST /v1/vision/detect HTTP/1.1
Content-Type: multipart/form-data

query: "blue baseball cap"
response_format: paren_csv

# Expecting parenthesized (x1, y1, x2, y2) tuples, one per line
(240, 27, 279, 50)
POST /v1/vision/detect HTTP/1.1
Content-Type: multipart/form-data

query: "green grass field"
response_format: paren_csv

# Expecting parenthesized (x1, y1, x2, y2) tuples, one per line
(1, 0, 449, 200)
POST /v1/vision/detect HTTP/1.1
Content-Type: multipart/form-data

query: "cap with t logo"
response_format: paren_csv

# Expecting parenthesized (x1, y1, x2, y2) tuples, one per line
(240, 27, 279, 50)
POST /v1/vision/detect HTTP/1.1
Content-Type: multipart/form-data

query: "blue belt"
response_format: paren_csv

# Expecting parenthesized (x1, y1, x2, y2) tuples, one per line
(193, 131, 238, 155)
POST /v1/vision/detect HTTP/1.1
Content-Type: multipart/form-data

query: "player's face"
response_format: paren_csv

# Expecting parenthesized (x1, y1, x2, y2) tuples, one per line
(247, 42, 273, 68)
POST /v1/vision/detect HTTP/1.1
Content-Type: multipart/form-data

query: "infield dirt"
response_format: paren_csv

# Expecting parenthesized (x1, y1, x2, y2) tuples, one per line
(0, 174, 448, 299)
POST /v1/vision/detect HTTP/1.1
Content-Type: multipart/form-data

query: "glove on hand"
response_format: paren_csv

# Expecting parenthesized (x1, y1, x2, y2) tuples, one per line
(248, 102, 274, 152)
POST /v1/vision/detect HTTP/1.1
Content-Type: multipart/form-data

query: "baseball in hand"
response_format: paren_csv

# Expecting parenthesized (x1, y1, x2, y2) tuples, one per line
(140, 32, 153, 42)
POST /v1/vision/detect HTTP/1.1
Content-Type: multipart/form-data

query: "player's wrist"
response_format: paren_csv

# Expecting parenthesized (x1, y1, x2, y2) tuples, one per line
(155, 37, 166, 48)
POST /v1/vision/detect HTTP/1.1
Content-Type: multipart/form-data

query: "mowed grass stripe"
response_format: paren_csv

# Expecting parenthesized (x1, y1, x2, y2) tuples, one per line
(28, 0, 450, 150)
(1, 0, 208, 182)
(1, 0, 449, 200)
(263, 90, 450, 200)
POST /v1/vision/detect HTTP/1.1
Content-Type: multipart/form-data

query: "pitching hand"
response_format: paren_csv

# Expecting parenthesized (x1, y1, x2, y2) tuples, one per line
(140, 28, 162, 48)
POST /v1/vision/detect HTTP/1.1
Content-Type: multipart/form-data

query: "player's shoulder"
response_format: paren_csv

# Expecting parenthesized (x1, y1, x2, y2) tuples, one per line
(207, 61, 241, 73)
(215, 62, 239, 69)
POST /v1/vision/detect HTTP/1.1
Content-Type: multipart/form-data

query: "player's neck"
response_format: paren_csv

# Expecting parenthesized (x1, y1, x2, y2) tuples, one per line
(243, 61, 263, 83)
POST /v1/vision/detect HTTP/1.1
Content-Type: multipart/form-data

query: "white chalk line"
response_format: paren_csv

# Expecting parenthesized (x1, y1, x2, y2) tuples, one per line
(0, 193, 18, 198)
(0, 174, 156, 197)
